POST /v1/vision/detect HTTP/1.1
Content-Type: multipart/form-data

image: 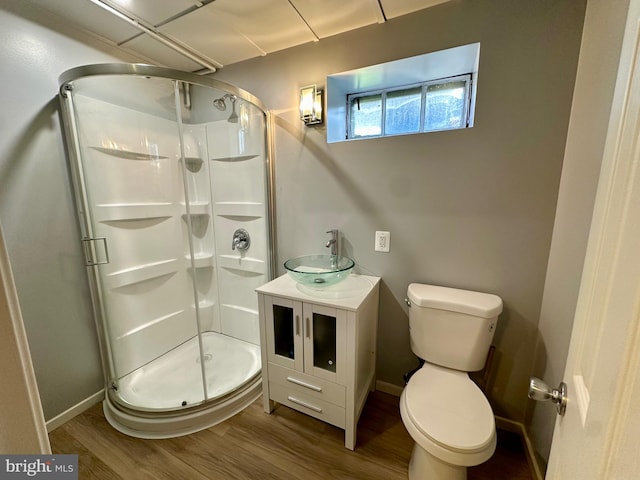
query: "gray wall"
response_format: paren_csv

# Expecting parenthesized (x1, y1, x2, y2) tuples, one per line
(213, 0, 586, 420)
(528, 0, 630, 468)
(0, 2, 143, 420)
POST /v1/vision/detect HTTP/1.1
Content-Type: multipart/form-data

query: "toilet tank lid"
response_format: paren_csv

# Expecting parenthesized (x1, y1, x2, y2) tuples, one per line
(407, 283, 503, 318)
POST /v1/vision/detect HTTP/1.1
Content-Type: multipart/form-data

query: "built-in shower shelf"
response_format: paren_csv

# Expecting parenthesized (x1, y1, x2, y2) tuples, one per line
(117, 309, 185, 340)
(181, 213, 210, 232)
(179, 202, 210, 216)
(90, 146, 168, 161)
(210, 154, 259, 162)
(182, 156, 204, 172)
(96, 203, 174, 222)
(106, 259, 179, 289)
(220, 303, 258, 319)
(186, 253, 214, 269)
(193, 301, 215, 317)
(218, 254, 265, 275)
(214, 202, 263, 218)
(195, 299, 215, 309)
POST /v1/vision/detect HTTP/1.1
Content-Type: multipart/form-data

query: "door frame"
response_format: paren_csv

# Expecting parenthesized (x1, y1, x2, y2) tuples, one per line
(0, 222, 50, 453)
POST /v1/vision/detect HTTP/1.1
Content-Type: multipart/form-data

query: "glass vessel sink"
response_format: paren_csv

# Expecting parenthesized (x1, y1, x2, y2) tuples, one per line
(284, 255, 355, 286)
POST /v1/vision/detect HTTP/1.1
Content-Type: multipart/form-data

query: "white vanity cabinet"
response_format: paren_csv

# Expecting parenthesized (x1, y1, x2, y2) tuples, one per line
(256, 273, 380, 450)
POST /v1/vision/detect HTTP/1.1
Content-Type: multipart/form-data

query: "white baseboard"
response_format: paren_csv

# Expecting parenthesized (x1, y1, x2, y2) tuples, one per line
(375, 380, 403, 397)
(46, 390, 104, 433)
(495, 416, 545, 480)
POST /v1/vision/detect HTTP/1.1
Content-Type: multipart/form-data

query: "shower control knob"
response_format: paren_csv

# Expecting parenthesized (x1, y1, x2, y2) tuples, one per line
(528, 377, 567, 416)
(232, 228, 251, 251)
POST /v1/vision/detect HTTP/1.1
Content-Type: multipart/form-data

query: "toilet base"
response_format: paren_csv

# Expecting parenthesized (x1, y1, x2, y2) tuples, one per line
(408, 443, 467, 480)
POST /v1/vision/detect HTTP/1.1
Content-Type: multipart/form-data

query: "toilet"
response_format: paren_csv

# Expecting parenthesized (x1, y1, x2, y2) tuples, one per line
(400, 283, 503, 480)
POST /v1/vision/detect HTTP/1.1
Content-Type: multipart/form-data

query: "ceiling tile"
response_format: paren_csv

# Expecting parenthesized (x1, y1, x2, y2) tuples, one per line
(158, 0, 318, 67)
(108, 0, 202, 27)
(203, 0, 316, 54)
(120, 34, 207, 72)
(28, 0, 454, 71)
(380, 0, 451, 19)
(290, 0, 383, 38)
(28, 0, 141, 43)
(158, 10, 264, 67)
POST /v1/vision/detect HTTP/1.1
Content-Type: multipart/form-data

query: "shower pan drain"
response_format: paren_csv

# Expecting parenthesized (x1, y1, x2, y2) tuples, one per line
(196, 353, 213, 363)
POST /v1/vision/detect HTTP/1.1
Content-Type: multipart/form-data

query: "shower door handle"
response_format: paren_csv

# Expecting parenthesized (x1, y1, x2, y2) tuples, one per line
(82, 237, 110, 266)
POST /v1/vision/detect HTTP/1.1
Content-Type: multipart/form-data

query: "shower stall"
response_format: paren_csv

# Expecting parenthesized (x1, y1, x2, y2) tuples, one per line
(58, 64, 274, 438)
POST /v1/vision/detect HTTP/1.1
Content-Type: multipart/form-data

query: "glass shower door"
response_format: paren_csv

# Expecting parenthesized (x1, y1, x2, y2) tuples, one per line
(68, 74, 207, 411)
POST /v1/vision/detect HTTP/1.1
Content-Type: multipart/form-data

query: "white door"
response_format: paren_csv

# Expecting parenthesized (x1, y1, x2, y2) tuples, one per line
(546, 1, 640, 477)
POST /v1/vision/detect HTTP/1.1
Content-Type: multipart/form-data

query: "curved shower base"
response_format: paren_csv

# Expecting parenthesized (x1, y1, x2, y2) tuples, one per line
(104, 332, 262, 438)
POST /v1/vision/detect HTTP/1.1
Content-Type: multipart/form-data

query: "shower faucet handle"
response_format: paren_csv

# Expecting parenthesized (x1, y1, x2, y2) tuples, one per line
(232, 228, 250, 251)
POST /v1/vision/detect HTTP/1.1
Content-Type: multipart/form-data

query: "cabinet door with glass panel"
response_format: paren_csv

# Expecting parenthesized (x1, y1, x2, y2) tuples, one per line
(264, 296, 347, 384)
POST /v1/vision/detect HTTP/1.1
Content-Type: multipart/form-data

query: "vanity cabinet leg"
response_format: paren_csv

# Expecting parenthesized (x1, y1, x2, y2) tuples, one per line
(262, 380, 275, 413)
(345, 424, 356, 451)
(263, 396, 275, 414)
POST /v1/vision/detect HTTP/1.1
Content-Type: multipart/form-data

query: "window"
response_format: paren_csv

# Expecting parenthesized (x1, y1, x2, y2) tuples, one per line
(385, 87, 422, 135)
(424, 77, 470, 131)
(347, 75, 471, 139)
(326, 43, 480, 143)
(349, 93, 383, 137)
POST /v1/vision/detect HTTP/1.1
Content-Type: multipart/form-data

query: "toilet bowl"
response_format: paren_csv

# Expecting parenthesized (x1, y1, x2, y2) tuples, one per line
(400, 363, 496, 479)
(401, 283, 502, 480)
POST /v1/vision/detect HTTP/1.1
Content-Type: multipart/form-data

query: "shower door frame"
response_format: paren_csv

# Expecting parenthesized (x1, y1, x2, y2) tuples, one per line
(59, 63, 277, 419)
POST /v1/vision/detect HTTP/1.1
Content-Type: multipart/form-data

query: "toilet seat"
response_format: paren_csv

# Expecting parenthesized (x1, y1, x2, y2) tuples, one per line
(400, 363, 496, 467)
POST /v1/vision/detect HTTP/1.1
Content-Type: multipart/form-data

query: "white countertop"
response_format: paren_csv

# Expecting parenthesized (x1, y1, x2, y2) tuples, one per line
(256, 273, 380, 311)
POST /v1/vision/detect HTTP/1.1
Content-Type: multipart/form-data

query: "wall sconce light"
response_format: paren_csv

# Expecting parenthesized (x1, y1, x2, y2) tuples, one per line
(300, 84, 323, 126)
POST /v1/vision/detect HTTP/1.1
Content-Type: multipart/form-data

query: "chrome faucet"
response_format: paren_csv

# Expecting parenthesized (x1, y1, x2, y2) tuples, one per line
(325, 229, 339, 257)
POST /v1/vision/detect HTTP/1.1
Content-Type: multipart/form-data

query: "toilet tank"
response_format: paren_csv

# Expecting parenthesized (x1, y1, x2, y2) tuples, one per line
(407, 283, 503, 372)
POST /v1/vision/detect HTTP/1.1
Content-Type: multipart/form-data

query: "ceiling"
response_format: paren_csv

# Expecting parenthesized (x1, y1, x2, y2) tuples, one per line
(28, 0, 451, 73)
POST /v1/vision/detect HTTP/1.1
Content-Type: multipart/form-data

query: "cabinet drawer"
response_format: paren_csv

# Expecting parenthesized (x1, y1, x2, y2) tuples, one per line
(267, 362, 346, 407)
(269, 382, 345, 429)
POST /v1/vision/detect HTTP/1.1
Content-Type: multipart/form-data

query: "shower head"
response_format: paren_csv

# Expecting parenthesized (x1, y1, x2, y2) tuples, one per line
(227, 96, 238, 123)
(212, 94, 239, 122)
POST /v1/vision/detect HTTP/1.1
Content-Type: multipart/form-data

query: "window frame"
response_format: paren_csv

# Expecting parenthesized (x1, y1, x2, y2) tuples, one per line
(346, 73, 473, 140)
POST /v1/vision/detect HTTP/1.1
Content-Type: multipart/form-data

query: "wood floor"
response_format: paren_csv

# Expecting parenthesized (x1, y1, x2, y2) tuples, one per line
(49, 391, 533, 480)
